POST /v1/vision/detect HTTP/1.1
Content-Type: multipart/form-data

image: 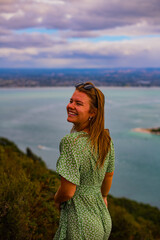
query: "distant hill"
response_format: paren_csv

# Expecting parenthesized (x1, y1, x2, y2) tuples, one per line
(0, 137, 160, 240)
(0, 68, 160, 87)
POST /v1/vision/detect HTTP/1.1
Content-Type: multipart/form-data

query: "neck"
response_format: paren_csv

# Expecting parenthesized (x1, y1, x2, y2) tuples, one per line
(73, 123, 90, 133)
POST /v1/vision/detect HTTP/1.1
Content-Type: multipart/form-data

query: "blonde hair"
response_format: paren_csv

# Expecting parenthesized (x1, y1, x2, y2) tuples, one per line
(75, 82, 111, 168)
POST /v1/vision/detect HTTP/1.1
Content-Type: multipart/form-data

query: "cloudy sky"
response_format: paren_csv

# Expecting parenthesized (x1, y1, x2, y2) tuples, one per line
(0, 0, 160, 68)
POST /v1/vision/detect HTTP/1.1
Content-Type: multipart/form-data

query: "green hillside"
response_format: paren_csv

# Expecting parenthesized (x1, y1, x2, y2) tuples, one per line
(0, 137, 160, 240)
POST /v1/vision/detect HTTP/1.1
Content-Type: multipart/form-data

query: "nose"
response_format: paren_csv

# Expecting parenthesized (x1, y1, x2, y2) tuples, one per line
(67, 102, 75, 109)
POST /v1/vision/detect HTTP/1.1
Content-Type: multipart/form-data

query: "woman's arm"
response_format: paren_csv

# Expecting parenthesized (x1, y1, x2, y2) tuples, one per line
(54, 176, 76, 209)
(101, 171, 114, 207)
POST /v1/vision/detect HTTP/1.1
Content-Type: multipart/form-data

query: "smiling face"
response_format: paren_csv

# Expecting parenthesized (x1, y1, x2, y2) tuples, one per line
(66, 90, 96, 132)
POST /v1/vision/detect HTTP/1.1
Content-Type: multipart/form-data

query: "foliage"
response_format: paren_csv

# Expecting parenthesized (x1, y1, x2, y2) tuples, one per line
(0, 138, 60, 240)
(0, 137, 160, 240)
(108, 196, 160, 240)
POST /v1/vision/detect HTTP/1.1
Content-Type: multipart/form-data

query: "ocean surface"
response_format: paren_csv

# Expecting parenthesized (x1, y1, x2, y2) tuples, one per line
(0, 87, 160, 208)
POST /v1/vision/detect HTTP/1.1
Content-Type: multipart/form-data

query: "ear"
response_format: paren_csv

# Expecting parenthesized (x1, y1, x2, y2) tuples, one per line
(90, 108, 97, 118)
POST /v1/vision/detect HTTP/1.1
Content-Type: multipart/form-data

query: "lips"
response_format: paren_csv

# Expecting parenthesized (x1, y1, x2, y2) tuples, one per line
(68, 110, 78, 116)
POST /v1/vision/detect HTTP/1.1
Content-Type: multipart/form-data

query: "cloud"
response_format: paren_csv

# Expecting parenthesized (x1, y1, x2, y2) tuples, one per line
(0, 0, 160, 32)
(0, 34, 160, 67)
(0, 31, 66, 48)
(0, 0, 160, 67)
(35, 0, 65, 5)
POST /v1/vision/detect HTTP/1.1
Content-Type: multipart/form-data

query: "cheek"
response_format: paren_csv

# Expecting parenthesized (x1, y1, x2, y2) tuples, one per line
(85, 106, 91, 115)
(81, 109, 90, 118)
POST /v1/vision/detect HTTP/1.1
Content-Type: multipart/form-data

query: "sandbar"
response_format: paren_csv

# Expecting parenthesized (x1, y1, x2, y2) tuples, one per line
(132, 127, 160, 135)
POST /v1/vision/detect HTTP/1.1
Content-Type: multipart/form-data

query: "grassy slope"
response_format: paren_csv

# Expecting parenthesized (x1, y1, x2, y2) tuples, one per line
(0, 137, 160, 240)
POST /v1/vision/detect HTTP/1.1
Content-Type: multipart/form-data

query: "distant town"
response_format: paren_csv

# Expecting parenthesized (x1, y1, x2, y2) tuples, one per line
(0, 68, 160, 87)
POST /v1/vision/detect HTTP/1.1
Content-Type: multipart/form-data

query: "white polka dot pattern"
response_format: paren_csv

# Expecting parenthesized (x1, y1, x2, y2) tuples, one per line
(54, 131, 115, 240)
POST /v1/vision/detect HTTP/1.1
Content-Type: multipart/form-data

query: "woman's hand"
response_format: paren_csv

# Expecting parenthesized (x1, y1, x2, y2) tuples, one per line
(55, 201, 61, 211)
(54, 191, 61, 211)
(101, 171, 114, 208)
(54, 177, 76, 205)
(102, 196, 108, 208)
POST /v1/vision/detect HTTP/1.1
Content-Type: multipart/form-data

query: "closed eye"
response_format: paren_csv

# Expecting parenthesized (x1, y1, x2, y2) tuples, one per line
(76, 102, 83, 106)
(69, 98, 83, 105)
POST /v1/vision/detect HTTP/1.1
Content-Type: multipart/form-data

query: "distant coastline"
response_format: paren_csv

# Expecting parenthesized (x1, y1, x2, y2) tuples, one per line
(132, 127, 160, 135)
(0, 68, 160, 87)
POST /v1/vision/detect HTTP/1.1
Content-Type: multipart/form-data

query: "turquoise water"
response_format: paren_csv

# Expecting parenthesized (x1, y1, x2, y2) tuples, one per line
(0, 87, 160, 208)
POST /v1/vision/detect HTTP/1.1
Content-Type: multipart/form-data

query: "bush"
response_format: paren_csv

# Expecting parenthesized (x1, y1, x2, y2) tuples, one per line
(0, 138, 59, 240)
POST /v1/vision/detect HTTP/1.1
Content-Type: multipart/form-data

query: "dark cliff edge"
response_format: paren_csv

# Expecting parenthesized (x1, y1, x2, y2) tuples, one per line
(0, 137, 160, 240)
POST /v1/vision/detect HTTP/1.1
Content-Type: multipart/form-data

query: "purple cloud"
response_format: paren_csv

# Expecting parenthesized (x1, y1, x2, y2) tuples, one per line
(0, 0, 160, 67)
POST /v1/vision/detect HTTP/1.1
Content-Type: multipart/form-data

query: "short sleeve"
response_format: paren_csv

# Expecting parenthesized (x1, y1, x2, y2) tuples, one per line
(56, 136, 80, 185)
(106, 139, 115, 173)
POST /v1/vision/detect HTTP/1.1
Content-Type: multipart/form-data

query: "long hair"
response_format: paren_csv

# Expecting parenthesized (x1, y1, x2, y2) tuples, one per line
(75, 82, 111, 168)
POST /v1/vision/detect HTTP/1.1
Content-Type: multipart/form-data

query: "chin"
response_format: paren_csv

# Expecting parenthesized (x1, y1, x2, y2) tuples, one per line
(67, 117, 74, 123)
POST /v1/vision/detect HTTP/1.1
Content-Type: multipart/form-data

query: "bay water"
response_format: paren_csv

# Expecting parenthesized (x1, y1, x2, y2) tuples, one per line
(0, 87, 160, 208)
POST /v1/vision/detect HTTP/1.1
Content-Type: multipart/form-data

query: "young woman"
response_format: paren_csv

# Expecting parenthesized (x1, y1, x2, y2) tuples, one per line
(54, 82, 115, 240)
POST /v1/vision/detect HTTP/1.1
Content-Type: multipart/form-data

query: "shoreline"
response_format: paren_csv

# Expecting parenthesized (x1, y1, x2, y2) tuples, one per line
(132, 127, 160, 135)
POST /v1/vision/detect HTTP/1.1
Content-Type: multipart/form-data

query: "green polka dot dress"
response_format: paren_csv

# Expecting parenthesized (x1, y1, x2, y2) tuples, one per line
(54, 131, 115, 240)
